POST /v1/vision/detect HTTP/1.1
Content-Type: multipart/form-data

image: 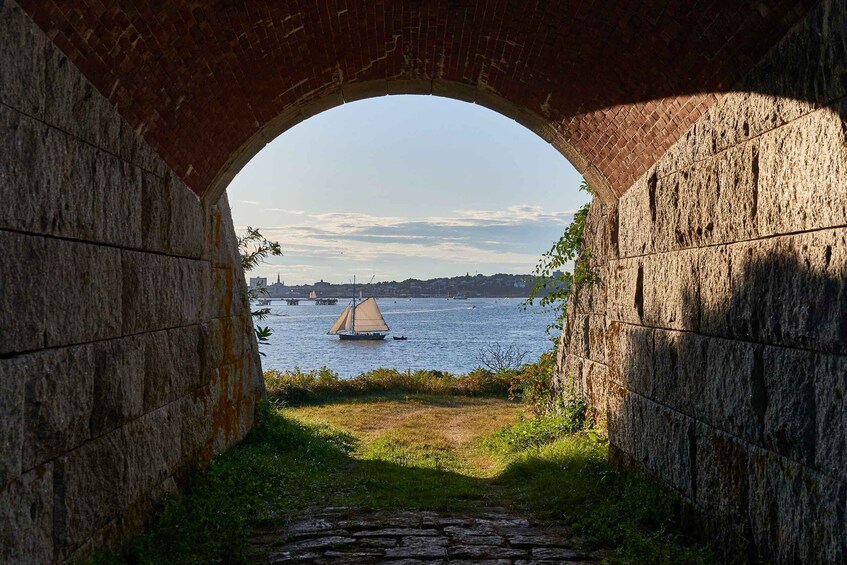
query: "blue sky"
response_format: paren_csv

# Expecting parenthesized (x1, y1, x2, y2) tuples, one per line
(228, 95, 588, 285)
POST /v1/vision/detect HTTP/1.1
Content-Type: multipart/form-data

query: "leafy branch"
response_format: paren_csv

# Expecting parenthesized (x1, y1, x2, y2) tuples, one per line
(524, 179, 595, 337)
(237, 227, 282, 353)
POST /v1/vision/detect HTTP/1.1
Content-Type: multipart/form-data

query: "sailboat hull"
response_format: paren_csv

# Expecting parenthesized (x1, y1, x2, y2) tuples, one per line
(338, 333, 387, 341)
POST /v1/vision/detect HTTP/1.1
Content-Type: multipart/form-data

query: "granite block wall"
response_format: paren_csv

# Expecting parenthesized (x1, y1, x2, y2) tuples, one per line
(0, 2, 263, 562)
(557, 1, 847, 561)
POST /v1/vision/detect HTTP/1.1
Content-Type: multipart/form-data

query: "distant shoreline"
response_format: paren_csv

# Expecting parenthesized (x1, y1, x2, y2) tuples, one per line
(249, 272, 564, 300)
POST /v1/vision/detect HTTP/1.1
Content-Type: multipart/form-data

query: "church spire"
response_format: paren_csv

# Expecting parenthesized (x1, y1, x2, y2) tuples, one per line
(277, 272, 281, 284)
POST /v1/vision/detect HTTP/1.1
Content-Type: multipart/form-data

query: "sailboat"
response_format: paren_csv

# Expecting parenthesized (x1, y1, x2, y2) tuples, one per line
(327, 277, 390, 340)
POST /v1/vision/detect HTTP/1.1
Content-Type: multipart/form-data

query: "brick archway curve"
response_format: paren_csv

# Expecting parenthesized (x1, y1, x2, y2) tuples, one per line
(19, 0, 814, 206)
(209, 80, 617, 204)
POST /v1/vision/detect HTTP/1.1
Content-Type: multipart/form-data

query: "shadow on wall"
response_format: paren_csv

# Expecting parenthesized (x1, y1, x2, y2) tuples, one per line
(606, 236, 847, 563)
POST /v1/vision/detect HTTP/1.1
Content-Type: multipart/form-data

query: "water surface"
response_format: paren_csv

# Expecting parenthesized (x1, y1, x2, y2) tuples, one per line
(258, 297, 556, 377)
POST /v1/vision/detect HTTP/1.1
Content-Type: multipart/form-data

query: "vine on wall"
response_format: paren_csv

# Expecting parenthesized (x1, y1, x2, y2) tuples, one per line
(524, 179, 595, 339)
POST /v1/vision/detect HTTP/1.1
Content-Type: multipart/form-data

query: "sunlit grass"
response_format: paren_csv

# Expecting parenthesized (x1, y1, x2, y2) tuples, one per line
(93, 393, 711, 565)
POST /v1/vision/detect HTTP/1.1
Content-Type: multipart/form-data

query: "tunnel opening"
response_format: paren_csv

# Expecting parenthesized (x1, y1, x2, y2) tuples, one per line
(2, 0, 845, 563)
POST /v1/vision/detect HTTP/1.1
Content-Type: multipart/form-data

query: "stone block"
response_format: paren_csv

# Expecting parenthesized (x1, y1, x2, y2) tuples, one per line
(90, 336, 145, 438)
(699, 91, 816, 159)
(605, 383, 640, 468)
(695, 424, 750, 528)
(582, 359, 609, 416)
(739, 0, 847, 111)
(125, 402, 182, 501)
(747, 448, 846, 563)
(0, 107, 143, 248)
(41, 51, 123, 159)
(637, 398, 697, 499)
(203, 316, 250, 370)
(22, 345, 95, 469)
(207, 194, 241, 268)
(341, 80, 389, 102)
(54, 428, 129, 558)
(0, 358, 24, 487)
(690, 334, 761, 444)
(642, 248, 700, 331)
(583, 199, 615, 266)
(606, 258, 643, 325)
(650, 329, 697, 412)
(757, 100, 847, 237)
(661, 142, 759, 254)
(0, 1, 48, 116)
(606, 322, 652, 394)
(386, 79, 432, 95)
(93, 154, 143, 248)
(616, 174, 654, 258)
(143, 325, 204, 412)
(181, 386, 212, 462)
(697, 244, 733, 336)
(0, 231, 123, 355)
(761, 346, 816, 466)
(719, 230, 846, 353)
(813, 350, 847, 480)
(556, 354, 583, 395)
(208, 266, 238, 320)
(0, 463, 53, 564)
(141, 171, 206, 259)
(121, 250, 205, 335)
(585, 314, 607, 364)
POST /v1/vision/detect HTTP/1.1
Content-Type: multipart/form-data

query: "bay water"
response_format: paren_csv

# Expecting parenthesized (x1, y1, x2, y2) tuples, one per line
(257, 297, 557, 378)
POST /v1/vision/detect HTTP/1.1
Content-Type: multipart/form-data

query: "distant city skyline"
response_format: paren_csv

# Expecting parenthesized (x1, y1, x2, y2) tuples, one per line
(227, 95, 588, 285)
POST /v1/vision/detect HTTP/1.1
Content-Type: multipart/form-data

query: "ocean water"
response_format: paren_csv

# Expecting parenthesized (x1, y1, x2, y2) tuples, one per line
(257, 297, 557, 378)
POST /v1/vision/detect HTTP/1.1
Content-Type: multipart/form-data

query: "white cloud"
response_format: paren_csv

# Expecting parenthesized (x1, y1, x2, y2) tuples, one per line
(234, 204, 575, 283)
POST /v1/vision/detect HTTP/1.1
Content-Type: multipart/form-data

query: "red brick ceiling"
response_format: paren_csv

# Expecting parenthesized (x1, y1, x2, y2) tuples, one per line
(19, 1, 813, 201)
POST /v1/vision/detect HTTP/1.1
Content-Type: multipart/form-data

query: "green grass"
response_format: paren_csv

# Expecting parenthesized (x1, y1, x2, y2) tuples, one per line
(93, 392, 711, 565)
(264, 366, 515, 404)
(124, 404, 352, 564)
(496, 428, 711, 564)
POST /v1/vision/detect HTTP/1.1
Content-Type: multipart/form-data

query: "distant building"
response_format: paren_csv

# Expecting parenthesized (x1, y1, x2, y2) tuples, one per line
(314, 280, 331, 288)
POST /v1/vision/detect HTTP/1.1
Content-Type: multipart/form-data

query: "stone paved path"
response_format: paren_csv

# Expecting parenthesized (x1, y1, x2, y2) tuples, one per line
(250, 507, 601, 563)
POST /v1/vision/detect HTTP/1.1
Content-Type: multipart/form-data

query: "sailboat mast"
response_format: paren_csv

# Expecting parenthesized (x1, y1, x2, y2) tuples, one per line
(351, 275, 356, 334)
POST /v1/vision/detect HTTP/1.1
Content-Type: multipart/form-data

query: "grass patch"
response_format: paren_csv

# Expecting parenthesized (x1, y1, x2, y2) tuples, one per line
(96, 388, 710, 564)
(119, 403, 352, 564)
(487, 396, 588, 452)
(497, 432, 711, 564)
(264, 366, 514, 404)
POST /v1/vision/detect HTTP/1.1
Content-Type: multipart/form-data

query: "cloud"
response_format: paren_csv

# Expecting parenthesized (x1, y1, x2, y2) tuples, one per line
(237, 200, 261, 205)
(266, 208, 306, 215)
(234, 204, 575, 283)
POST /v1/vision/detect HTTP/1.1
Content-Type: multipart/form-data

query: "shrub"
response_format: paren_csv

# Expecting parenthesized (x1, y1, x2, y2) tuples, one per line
(487, 397, 588, 453)
(264, 366, 513, 404)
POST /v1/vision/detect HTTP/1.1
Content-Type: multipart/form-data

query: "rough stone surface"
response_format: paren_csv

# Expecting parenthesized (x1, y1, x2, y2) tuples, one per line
(0, 231, 123, 355)
(557, 1, 847, 561)
(0, 464, 54, 564)
(0, 4, 263, 562)
(252, 508, 590, 563)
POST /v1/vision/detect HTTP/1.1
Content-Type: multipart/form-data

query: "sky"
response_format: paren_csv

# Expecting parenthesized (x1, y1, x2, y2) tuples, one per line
(228, 95, 588, 285)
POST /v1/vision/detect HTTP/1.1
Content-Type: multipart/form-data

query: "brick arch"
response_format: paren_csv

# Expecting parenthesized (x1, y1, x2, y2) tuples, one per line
(18, 0, 814, 204)
(210, 80, 617, 204)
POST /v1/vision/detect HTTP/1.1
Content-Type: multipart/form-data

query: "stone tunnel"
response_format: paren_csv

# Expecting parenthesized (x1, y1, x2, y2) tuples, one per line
(0, 0, 845, 562)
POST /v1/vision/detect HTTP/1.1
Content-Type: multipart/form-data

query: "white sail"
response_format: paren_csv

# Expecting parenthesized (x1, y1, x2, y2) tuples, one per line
(309, 290, 317, 299)
(327, 305, 353, 334)
(350, 297, 389, 332)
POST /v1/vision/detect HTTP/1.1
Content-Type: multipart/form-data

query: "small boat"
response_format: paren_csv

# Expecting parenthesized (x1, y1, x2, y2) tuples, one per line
(327, 276, 389, 341)
(393, 336, 408, 341)
(257, 298, 272, 306)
